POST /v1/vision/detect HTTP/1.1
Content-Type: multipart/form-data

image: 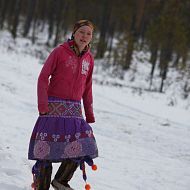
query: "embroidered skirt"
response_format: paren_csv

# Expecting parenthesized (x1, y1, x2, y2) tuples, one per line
(28, 97, 98, 162)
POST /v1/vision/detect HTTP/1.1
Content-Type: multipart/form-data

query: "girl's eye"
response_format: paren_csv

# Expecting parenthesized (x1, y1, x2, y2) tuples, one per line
(79, 30, 92, 36)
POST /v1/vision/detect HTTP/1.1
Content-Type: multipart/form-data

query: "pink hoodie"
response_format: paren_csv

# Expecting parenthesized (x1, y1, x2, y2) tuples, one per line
(37, 41, 95, 123)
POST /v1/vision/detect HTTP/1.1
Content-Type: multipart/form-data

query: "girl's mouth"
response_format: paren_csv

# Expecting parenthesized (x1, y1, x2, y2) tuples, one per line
(80, 39, 86, 43)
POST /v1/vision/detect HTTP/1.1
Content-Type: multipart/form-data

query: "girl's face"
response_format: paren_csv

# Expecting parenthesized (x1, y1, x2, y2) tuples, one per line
(73, 25, 93, 51)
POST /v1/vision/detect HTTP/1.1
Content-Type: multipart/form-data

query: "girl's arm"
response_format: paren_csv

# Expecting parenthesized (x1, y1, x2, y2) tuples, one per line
(82, 58, 95, 123)
(37, 48, 58, 113)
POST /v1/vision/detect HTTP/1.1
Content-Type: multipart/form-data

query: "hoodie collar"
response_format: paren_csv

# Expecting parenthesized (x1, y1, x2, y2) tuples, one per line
(67, 39, 90, 57)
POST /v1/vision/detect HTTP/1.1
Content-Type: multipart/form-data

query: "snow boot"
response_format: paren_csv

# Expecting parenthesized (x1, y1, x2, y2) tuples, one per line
(32, 161, 52, 190)
(51, 179, 74, 190)
(51, 159, 78, 190)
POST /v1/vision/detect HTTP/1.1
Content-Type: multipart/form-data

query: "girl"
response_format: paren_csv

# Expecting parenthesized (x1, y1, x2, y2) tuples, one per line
(28, 20, 98, 190)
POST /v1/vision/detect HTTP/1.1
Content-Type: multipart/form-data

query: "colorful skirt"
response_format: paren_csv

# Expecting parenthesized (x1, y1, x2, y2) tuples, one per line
(28, 97, 98, 162)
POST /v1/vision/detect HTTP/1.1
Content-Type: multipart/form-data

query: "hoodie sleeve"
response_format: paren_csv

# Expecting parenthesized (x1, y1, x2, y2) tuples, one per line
(82, 57, 95, 123)
(37, 48, 58, 113)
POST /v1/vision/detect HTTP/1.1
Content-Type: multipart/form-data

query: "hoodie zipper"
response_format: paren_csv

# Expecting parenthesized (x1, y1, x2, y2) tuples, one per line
(62, 42, 88, 100)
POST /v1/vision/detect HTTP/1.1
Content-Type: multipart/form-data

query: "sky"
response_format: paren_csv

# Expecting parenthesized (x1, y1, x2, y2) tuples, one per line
(0, 31, 190, 190)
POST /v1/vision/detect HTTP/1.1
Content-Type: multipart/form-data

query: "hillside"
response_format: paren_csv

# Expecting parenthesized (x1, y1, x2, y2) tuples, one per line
(0, 31, 190, 190)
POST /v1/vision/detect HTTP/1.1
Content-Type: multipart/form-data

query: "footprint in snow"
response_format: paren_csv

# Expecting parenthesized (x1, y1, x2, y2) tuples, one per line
(0, 183, 25, 190)
(1, 168, 20, 176)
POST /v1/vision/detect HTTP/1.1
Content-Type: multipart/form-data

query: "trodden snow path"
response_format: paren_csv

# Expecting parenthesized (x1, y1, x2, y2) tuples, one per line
(0, 49, 190, 190)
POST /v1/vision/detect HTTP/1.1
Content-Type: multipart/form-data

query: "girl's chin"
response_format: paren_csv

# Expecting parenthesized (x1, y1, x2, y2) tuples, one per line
(80, 41, 87, 46)
(78, 44, 86, 49)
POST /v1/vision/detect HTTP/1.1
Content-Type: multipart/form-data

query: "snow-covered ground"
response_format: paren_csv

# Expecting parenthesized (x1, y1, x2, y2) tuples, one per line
(0, 32, 190, 190)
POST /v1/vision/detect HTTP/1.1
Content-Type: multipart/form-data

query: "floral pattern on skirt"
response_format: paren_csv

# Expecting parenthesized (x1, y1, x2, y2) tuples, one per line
(28, 97, 98, 162)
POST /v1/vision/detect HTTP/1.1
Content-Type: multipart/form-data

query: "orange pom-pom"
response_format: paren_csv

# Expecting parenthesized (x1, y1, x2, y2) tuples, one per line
(85, 183, 91, 190)
(92, 164, 97, 171)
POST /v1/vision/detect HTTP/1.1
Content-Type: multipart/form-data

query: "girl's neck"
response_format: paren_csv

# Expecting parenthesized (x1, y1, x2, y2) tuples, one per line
(68, 39, 89, 56)
(73, 45, 81, 56)
(75, 43, 85, 53)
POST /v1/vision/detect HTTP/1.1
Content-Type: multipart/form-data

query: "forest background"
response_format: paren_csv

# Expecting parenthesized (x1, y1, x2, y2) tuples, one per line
(0, 0, 190, 97)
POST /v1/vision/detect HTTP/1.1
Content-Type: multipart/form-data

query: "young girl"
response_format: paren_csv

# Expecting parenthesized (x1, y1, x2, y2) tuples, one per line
(28, 20, 98, 190)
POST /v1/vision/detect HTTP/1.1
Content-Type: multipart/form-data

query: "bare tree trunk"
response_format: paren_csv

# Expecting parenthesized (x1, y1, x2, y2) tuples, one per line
(135, 0, 146, 36)
(149, 44, 158, 89)
(47, 0, 56, 45)
(96, 0, 111, 58)
(107, 20, 115, 63)
(39, 0, 48, 32)
(0, 0, 11, 29)
(11, 0, 22, 39)
(74, 0, 81, 20)
(124, 0, 146, 70)
(54, 0, 63, 46)
(173, 53, 180, 67)
(159, 46, 172, 92)
(7, 1, 17, 30)
(23, 0, 37, 37)
(124, 33, 135, 70)
(181, 51, 187, 68)
(32, 15, 37, 44)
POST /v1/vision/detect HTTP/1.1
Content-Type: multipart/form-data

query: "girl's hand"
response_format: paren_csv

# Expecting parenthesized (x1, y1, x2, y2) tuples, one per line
(39, 112, 48, 116)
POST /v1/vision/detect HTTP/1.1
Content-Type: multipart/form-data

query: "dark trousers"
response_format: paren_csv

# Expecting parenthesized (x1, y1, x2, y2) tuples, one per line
(33, 159, 78, 190)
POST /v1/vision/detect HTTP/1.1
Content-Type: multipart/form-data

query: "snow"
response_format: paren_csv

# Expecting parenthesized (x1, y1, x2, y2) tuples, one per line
(0, 32, 190, 190)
